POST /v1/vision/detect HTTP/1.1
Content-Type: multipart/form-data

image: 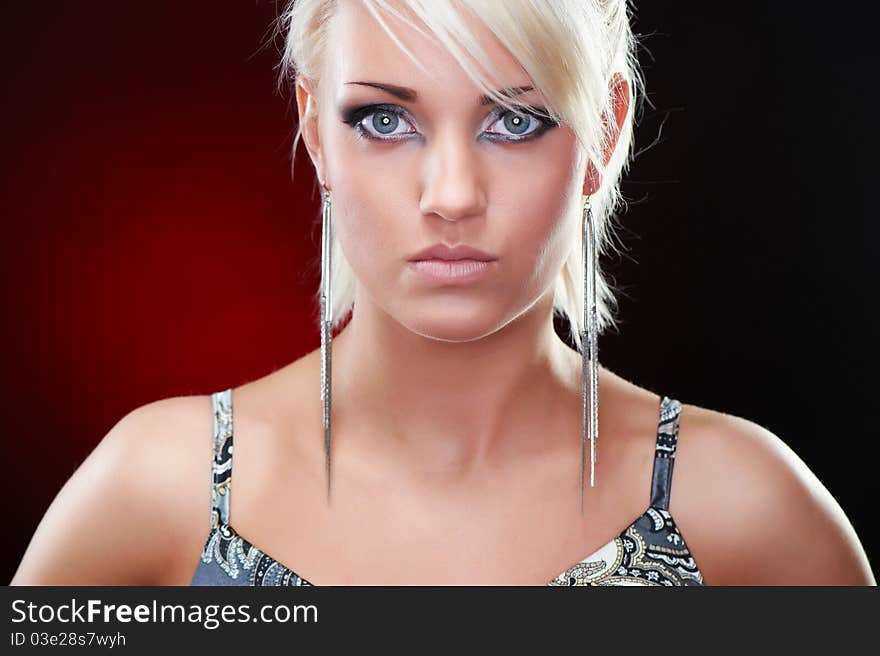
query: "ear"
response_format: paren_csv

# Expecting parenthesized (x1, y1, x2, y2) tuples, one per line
(584, 73, 630, 196)
(295, 76, 329, 188)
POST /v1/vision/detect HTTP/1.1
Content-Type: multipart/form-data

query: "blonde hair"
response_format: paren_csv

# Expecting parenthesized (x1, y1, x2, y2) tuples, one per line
(273, 0, 643, 352)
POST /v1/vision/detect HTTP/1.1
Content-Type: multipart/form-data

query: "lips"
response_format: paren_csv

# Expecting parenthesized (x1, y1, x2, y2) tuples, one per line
(408, 243, 497, 262)
(407, 258, 495, 285)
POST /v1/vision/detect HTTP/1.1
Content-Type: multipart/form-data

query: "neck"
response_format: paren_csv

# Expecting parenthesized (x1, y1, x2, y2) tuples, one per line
(330, 287, 579, 483)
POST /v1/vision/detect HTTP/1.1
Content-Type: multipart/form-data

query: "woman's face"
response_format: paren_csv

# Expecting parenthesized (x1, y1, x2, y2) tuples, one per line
(299, 0, 584, 342)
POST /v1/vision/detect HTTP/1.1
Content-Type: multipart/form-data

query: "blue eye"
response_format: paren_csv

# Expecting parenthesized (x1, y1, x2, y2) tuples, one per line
(372, 111, 399, 134)
(483, 106, 558, 142)
(344, 105, 418, 142)
(487, 110, 539, 139)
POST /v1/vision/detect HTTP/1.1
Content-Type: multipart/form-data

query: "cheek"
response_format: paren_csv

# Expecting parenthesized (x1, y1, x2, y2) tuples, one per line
(333, 194, 401, 289)
(490, 139, 579, 287)
(323, 136, 413, 277)
(504, 198, 573, 296)
(328, 150, 407, 270)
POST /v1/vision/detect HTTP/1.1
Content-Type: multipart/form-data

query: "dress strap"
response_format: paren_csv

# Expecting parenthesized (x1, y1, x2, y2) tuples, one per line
(649, 395, 682, 511)
(210, 389, 234, 529)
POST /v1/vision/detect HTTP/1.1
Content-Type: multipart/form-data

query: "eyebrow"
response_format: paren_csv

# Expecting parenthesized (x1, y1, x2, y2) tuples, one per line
(344, 81, 536, 105)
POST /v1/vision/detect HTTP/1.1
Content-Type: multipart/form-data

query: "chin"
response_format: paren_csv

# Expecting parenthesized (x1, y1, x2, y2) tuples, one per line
(400, 307, 506, 344)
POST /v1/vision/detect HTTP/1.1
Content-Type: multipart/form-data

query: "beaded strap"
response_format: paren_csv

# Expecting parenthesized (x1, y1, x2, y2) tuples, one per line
(210, 389, 234, 529)
(649, 396, 682, 511)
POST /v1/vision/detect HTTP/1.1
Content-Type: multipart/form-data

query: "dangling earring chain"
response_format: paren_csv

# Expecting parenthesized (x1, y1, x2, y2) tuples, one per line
(580, 194, 599, 515)
(320, 186, 334, 503)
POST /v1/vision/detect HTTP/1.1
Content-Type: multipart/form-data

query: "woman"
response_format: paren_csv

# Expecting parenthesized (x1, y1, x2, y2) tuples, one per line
(10, 0, 875, 586)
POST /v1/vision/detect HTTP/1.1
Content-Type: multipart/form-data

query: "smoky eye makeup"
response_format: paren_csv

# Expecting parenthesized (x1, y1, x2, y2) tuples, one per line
(340, 103, 419, 143)
(339, 102, 559, 144)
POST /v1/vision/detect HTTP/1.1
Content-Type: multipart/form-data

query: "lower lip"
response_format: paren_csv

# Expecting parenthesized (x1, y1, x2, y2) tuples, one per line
(407, 258, 496, 285)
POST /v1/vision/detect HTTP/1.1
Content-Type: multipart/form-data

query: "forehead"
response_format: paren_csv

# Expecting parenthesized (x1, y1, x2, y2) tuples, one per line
(327, 0, 531, 101)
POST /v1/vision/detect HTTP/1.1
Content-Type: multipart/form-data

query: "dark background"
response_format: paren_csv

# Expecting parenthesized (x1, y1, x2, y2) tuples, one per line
(2, 2, 874, 582)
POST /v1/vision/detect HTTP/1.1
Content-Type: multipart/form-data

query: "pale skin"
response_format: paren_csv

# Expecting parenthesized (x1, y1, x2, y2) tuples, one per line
(11, 0, 875, 585)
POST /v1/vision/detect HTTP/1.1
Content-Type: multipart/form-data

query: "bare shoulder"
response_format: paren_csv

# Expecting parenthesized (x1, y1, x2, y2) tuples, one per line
(670, 402, 876, 585)
(10, 394, 214, 586)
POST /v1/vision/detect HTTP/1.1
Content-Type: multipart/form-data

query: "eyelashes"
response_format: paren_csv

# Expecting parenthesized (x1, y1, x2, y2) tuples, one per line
(340, 103, 559, 144)
(341, 104, 418, 143)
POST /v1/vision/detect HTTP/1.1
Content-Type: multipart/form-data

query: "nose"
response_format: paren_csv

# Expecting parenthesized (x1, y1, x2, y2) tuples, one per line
(418, 130, 487, 222)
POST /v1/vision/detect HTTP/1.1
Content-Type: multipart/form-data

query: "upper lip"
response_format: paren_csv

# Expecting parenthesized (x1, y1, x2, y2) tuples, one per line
(408, 243, 497, 262)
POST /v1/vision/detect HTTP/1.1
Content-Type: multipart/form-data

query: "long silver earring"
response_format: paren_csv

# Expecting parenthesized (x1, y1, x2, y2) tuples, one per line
(320, 185, 333, 503)
(580, 193, 599, 515)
